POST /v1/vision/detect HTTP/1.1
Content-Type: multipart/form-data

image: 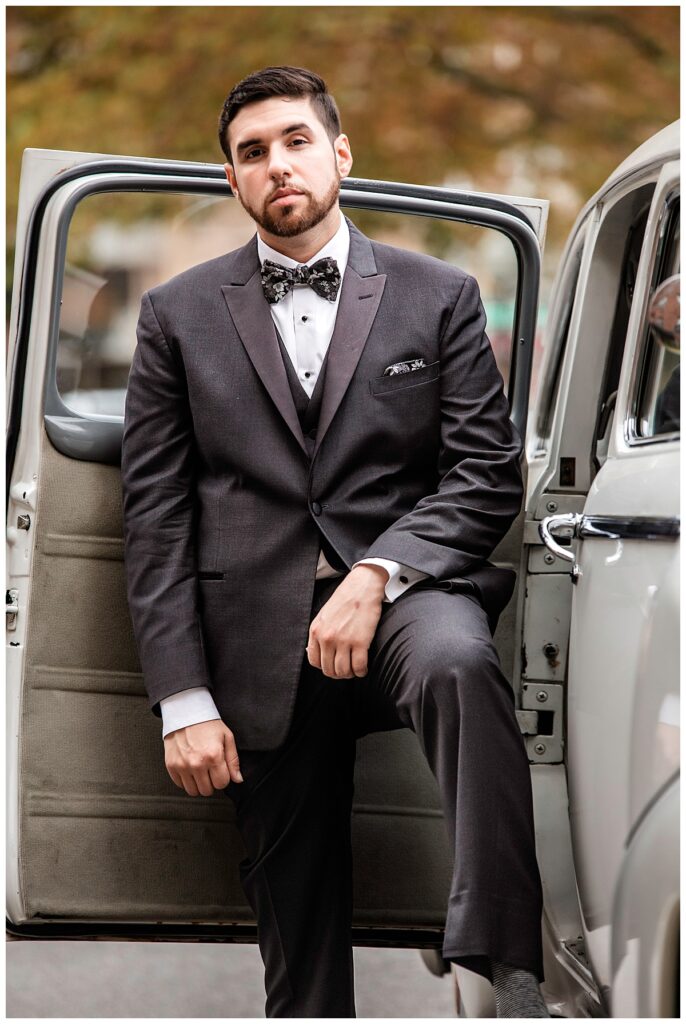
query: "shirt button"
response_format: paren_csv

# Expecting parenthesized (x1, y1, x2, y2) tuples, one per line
(312, 501, 322, 516)
(304, 372, 312, 379)
(301, 315, 308, 322)
(399, 575, 409, 584)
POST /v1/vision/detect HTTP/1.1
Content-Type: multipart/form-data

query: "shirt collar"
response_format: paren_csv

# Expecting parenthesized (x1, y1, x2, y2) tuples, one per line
(256, 213, 350, 272)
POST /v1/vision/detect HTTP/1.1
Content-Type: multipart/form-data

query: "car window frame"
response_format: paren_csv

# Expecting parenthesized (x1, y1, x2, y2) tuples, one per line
(532, 224, 588, 455)
(624, 184, 680, 448)
(7, 157, 544, 482)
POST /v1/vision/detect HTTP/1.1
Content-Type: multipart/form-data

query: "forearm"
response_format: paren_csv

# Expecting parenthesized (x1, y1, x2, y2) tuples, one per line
(122, 291, 211, 715)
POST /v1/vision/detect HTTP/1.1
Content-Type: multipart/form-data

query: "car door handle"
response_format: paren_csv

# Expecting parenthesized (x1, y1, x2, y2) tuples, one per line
(539, 512, 680, 583)
(538, 513, 583, 581)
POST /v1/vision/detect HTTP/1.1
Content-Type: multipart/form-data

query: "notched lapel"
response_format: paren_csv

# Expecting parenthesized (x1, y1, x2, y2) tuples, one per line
(221, 272, 309, 457)
(314, 267, 386, 455)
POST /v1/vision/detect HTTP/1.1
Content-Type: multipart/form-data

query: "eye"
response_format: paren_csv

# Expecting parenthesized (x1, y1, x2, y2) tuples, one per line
(244, 148, 263, 160)
(289, 137, 308, 147)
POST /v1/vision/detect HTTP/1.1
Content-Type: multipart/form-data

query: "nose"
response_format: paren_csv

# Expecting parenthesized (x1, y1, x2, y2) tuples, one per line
(266, 144, 292, 181)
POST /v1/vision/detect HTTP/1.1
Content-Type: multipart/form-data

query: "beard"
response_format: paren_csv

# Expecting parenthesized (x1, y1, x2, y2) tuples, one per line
(239, 174, 341, 238)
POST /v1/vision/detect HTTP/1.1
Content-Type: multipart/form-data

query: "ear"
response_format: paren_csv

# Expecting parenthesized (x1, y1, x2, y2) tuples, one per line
(333, 134, 353, 179)
(224, 162, 239, 195)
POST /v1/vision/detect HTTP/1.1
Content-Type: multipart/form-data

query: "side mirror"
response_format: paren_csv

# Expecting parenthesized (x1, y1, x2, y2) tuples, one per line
(647, 274, 680, 352)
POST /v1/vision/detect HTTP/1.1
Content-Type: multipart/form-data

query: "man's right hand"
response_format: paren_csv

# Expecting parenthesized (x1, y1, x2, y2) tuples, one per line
(164, 719, 243, 796)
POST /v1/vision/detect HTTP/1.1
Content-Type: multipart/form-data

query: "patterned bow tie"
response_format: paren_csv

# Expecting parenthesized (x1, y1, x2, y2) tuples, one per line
(261, 257, 341, 304)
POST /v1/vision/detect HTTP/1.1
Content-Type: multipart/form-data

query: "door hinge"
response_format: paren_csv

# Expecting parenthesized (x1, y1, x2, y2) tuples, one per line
(9, 480, 37, 510)
(6, 589, 19, 631)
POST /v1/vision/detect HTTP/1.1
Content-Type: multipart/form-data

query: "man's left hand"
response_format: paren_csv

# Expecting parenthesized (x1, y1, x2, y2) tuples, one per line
(307, 564, 388, 679)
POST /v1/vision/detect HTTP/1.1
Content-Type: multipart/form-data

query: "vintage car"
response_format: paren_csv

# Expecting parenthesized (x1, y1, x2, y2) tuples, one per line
(6, 119, 679, 1018)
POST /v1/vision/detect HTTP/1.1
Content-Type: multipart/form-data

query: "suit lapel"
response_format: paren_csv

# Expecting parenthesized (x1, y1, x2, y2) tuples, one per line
(219, 221, 386, 460)
(220, 239, 309, 457)
(314, 220, 386, 455)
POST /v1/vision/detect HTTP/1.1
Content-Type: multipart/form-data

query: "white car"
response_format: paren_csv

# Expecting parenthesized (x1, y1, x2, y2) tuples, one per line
(6, 122, 679, 1018)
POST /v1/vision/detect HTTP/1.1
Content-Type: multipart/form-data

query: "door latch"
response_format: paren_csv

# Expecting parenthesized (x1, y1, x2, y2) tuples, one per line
(6, 589, 19, 631)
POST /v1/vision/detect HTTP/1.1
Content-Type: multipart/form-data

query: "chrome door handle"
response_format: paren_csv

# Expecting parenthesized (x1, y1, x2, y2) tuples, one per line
(539, 512, 583, 582)
(539, 512, 679, 584)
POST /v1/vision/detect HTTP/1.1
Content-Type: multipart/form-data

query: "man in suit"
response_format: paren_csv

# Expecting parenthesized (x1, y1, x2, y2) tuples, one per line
(121, 66, 548, 1018)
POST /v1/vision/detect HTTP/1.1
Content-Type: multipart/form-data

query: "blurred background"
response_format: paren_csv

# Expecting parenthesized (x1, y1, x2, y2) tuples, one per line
(5, 5, 680, 1018)
(6, 5, 680, 416)
(7, 5, 680, 250)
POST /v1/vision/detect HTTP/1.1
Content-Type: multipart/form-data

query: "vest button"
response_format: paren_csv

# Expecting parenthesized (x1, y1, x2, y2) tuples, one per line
(311, 501, 322, 516)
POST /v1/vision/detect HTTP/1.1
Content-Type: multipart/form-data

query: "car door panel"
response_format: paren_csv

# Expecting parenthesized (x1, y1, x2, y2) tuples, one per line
(564, 162, 680, 987)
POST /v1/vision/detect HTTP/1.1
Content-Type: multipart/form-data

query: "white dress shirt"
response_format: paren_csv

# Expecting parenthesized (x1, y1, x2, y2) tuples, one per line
(160, 214, 428, 738)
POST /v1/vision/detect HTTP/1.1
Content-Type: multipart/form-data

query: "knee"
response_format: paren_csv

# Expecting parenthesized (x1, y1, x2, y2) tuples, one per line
(415, 633, 502, 703)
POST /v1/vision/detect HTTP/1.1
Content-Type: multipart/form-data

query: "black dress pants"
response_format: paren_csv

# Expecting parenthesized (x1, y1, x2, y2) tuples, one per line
(225, 578, 544, 1017)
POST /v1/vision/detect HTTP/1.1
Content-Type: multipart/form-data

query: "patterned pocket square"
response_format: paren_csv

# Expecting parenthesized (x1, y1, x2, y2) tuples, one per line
(383, 358, 427, 376)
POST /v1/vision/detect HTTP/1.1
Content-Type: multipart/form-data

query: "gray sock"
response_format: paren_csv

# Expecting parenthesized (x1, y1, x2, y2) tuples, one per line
(491, 960, 549, 1018)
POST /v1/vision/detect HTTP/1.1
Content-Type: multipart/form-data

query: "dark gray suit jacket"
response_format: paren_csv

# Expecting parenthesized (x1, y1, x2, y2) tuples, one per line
(121, 218, 524, 749)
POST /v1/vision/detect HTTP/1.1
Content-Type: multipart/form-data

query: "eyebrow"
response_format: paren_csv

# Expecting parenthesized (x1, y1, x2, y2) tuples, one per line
(236, 123, 312, 156)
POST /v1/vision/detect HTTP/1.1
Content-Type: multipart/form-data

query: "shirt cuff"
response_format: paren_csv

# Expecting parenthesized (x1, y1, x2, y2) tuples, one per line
(160, 686, 221, 739)
(353, 558, 430, 603)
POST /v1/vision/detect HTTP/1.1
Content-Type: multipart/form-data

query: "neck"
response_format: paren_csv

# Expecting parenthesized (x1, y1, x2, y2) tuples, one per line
(258, 207, 341, 263)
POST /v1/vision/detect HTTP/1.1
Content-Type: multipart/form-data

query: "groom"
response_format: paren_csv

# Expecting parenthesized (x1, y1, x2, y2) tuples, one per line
(121, 65, 548, 1017)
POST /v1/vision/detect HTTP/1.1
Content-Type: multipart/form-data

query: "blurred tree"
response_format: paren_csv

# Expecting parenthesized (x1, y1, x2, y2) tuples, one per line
(7, 5, 679, 265)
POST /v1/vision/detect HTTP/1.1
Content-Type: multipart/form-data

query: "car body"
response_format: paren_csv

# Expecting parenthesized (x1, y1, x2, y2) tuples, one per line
(6, 121, 679, 1018)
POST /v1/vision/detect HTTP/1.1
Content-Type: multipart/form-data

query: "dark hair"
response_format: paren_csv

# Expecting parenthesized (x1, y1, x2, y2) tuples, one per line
(218, 66, 341, 163)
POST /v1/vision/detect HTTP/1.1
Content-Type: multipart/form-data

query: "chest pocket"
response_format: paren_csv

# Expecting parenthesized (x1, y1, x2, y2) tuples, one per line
(369, 360, 440, 396)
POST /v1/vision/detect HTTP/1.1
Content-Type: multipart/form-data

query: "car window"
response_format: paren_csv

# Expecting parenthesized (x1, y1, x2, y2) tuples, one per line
(531, 177, 656, 486)
(55, 191, 526, 419)
(593, 196, 654, 469)
(629, 190, 680, 441)
(56, 191, 253, 416)
(532, 228, 586, 454)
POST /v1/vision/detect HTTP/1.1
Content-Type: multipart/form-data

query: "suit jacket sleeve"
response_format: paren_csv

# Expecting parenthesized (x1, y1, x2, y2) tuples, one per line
(362, 273, 524, 579)
(121, 291, 213, 717)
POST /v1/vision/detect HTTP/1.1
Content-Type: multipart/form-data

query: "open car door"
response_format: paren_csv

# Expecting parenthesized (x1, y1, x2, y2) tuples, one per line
(7, 149, 548, 946)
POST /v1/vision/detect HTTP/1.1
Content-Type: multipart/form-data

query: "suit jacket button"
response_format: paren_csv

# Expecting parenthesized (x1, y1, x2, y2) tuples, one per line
(311, 501, 322, 516)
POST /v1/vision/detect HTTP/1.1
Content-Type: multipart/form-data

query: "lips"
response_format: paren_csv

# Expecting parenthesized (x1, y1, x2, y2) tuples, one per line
(270, 188, 304, 205)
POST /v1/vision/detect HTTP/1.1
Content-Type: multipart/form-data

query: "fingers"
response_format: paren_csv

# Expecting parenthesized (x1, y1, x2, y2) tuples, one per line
(166, 765, 184, 789)
(309, 624, 362, 679)
(306, 634, 322, 670)
(309, 618, 342, 678)
(192, 769, 215, 798)
(176, 771, 200, 797)
(334, 647, 353, 679)
(351, 646, 369, 677)
(208, 760, 231, 791)
(320, 634, 337, 678)
(164, 721, 242, 796)
(312, 634, 355, 679)
(223, 730, 244, 784)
